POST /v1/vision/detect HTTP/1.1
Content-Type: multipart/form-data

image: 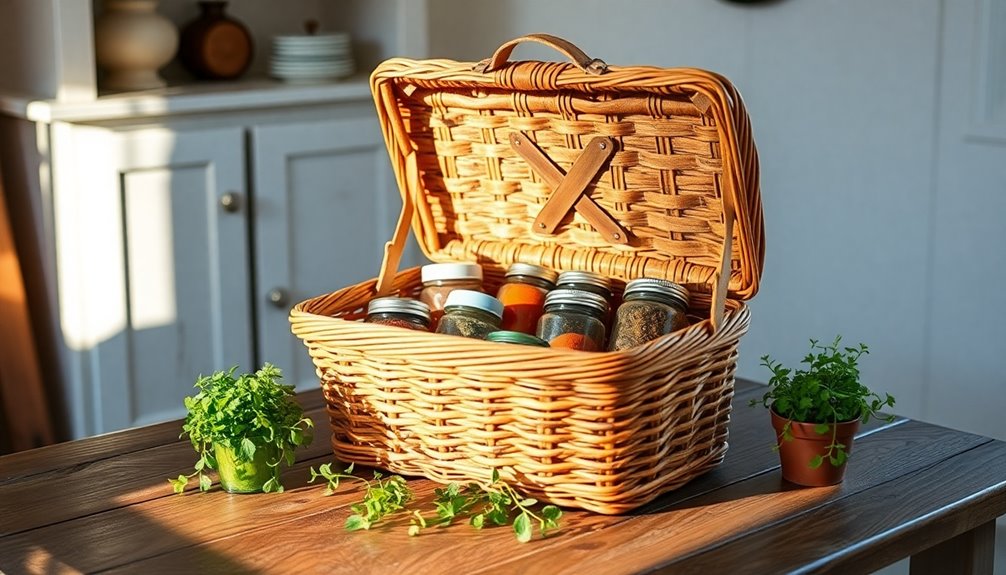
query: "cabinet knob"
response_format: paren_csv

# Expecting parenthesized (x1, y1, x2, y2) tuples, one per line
(267, 288, 289, 308)
(220, 191, 241, 213)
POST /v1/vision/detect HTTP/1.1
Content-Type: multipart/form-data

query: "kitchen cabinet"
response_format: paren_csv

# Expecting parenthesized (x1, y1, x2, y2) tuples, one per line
(252, 117, 396, 393)
(51, 123, 254, 433)
(5, 88, 412, 437)
(0, 0, 428, 439)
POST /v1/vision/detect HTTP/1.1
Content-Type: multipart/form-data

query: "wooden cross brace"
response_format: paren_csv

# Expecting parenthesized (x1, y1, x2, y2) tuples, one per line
(509, 132, 630, 245)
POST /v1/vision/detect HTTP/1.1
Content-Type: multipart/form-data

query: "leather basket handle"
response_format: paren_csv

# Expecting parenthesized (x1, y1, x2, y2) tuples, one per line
(474, 33, 608, 75)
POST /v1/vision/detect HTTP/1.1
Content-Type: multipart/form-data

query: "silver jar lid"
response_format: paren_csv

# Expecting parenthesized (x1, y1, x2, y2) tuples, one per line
(543, 288, 609, 315)
(556, 271, 612, 293)
(367, 297, 432, 321)
(505, 262, 558, 285)
(623, 278, 690, 309)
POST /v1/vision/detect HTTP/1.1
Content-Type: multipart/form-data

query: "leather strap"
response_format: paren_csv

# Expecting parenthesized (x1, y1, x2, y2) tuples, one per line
(376, 152, 419, 296)
(711, 204, 733, 331)
(509, 132, 629, 245)
(527, 136, 616, 236)
(474, 33, 608, 75)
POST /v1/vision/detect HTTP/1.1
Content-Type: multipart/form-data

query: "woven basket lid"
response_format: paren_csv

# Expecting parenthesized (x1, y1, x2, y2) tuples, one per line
(371, 34, 764, 300)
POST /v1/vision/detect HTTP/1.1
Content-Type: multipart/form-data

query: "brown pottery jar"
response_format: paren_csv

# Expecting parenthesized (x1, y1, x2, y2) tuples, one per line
(179, 1, 253, 80)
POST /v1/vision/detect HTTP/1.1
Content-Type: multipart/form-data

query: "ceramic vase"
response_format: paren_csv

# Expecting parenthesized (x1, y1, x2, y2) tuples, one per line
(95, 0, 179, 91)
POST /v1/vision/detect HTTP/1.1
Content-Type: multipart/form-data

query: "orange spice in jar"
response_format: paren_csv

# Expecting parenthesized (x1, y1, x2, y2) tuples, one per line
(556, 270, 615, 336)
(496, 263, 558, 334)
(418, 263, 483, 329)
(535, 289, 608, 351)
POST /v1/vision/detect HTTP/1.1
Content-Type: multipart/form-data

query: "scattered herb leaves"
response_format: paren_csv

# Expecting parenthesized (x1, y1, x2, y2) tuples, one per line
(308, 463, 414, 530)
(310, 463, 562, 542)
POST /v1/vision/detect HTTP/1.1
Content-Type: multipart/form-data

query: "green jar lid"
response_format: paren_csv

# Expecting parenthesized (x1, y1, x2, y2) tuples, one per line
(486, 331, 550, 347)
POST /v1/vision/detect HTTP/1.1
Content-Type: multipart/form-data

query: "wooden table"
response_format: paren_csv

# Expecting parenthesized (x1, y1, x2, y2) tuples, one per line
(2, 378, 1005, 574)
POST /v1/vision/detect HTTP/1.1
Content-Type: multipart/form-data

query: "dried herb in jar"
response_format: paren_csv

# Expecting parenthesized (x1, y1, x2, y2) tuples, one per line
(608, 278, 690, 351)
(435, 290, 503, 339)
(556, 270, 615, 329)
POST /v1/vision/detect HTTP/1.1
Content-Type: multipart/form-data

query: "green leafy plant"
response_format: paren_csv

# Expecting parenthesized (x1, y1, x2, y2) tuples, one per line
(750, 336, 895, 468)
(169, 364, 313, 494)
(308, 464, 562, 542)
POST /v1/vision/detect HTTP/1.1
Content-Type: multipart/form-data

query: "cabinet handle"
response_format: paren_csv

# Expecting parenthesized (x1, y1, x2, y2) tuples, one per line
(220, 191, 241, 213)
(267, 288, 289, 308)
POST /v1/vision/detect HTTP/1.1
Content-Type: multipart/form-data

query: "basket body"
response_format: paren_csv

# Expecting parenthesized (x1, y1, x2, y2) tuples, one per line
(290, 35, 763, 514)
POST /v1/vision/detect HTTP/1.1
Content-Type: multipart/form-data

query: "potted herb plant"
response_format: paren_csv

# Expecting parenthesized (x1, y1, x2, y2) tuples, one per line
(169, 363, 313, 494)
(750, 336, 895, 486)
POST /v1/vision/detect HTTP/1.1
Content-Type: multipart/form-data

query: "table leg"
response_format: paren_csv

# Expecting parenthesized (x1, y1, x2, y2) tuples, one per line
(910, 520, 995, 575)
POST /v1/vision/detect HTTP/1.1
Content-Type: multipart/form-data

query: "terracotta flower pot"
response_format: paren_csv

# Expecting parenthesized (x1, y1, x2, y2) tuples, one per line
(770, 409, 860, 487)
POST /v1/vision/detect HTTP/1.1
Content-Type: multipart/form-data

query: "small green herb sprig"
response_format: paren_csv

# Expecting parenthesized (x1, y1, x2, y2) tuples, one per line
(308, 463, 412, 529)
(750, 336, 896, 468)
(308, 464, 562, 542)
(169, 364, 313, 493)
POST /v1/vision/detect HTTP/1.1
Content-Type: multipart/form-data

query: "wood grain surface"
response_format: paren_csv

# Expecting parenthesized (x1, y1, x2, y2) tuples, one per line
(2, 379, 1004, 575)
(0, 389, 325, 483)
(21, 383, 852, 574)
(0, 391, 329, 536)
(663, 439, 1006, 575)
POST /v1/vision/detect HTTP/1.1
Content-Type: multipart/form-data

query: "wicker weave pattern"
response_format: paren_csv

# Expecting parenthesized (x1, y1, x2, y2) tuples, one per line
(373, 58, 763, 299)
(290, 37, 762, 514)
(291, 268, 749, 514)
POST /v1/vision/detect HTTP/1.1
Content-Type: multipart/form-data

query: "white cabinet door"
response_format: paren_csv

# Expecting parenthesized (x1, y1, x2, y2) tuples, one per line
(52, 124, 253, 434)
(252, 117, 401, 392)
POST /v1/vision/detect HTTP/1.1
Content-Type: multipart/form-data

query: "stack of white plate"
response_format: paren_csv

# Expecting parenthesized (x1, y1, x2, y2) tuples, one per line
(270, 32, 355, 83)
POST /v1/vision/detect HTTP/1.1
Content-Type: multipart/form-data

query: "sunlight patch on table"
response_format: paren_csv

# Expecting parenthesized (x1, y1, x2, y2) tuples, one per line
(25, 545, 80, 575)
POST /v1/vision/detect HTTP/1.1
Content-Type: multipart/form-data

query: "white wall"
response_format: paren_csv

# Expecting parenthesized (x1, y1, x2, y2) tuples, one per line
(427, 0, 1006, 440)
(0, 0, 95, 101)
(0, 0, 59, 97)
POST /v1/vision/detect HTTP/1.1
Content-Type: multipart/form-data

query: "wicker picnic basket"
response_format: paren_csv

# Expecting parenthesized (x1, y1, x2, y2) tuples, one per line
(290, 34, 764, 514)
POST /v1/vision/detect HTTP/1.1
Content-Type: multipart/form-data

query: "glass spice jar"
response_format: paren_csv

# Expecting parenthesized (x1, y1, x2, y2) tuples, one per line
(435, 290, 503, 339)
(555, 270, 613, 303)
(556, 270, 615, 328)
(496, 263, 558, 334)
(486, 330, 550, 347)
(418, 263, 483, 329)
(536, 289, 608, 351)
(364, 297, 432, 331)
(607, 278, 691, 351)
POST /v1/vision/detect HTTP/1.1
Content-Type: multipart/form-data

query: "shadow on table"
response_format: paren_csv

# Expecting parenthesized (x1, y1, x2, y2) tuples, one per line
(0, 455, 273, 575)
